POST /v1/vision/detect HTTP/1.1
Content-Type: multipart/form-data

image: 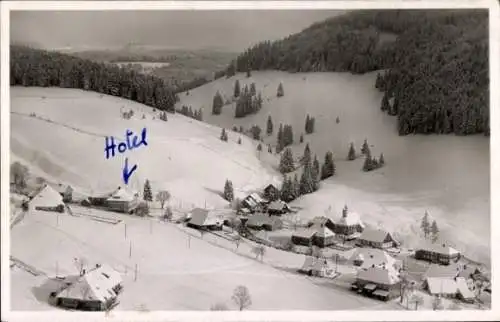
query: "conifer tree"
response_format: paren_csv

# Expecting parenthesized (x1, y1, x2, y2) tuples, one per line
(234, 80, 241, 98)
(212, 91, 224, 115)
(276, 124, 284, 152)
(267, 115, 274, 136)
(277, 82, 284, 97)
(279, 148, 295, 174)
(361, 139, 369, 155)
(232, 125, 238, 132)
(246, 68, 252, 78)
(257, 143, 262, 151)
(430, 220, 439, 243)
(300, 134, 304, 143)
(280, 176, 293, 202)
(363, 155, 373, 172)
(300, 158, 315, 195)
(250, 83, 256, 96)
(293, 174, 300, 199)
(381, 92, 390, 112)
(421, 211, 431, 239)
(347, 143, 356, 160)
(305, 115, 310, 133)
(143, 179, 153, 202)
(224, 179, 234, 202)
(283, 124, 294, 147)
(250, 125, 262, 140)
(312, 155, 320, 191)
(321, 151, 336, 179)
(336, 116, 340, 124)
(302, 143, 311, 165)
(238, 137, 242, 144)
(379, 153, 385, 166)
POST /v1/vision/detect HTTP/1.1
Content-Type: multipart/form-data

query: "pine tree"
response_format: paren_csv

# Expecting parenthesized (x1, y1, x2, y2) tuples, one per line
(220, 128, 228, 142)
(276, 124, 284, 152)
(363, 155, 373, 172)
(279, 148, 295, 174)
(250, 125, 262, 140)
(300, 134, 304, 143)
(302, 143, 311, 165)
(280, 176, 293, 202)
(379, 153, 385, 166)
(212, 91, 224, 115)
(421, 211, 431, 239)
(347, 143, 356, 160)
(292, 174, 300, 199)
(224, 179, 234, 202)
(430, 220, 439, 243)
(277, 82, 284, 97)
(321, 151, 336, 179)
(305, 115, 310, 134)
(300, 158, 315, 195)
(257, 143, 262, 151)
(246, 68, 252, 78)
(283, 124, 294, 147)
(250, 83, 256, 96)
(361, 139, 369, 155)
(381, 92, 390, 111)
(234, 80, 241, 98)
(143, 179, 153, 202)
(267, 115, 273, 136)
(312, 155, 320, 191)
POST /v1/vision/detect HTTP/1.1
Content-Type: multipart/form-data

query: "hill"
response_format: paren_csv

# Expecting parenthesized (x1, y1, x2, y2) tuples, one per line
(228, 10, 489, 136)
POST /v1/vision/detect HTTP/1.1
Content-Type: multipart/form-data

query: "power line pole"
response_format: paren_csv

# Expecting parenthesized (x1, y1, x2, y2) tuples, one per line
(129, 240, 132, 258)
(134, 263, 138, 282)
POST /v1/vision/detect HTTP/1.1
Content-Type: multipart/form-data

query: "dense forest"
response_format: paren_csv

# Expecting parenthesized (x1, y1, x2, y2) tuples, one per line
(10, 46, 178, 112)
(228, 10, 489, 136)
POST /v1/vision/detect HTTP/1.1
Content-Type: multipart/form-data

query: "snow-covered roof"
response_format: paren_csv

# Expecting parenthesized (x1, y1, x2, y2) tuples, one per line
(456, 277, 475, 299)
(29, 184, 64, 208)
(247, 214, 281, 227)
(426, 277, 459, 295)
(357, 266, 400, 285)
(314, 225, 335, 238)
(418, 242, 460, 256)
(268, 200, 288, 211)
(51, 183, 73, 194)
(309, 216, 334, 227)
(424, 264, 461, 279)
(249, 193, 265, 204)
(301, 256, 330, 272)
(350, 248, 398, 270)
(335, 211, 364, 227)
(188, 208, 222, 226)
(106, 186, 136, 202)
(92, 264, 122, 290)
(292, 228, 317, 239)
(358, 228, 394, 243)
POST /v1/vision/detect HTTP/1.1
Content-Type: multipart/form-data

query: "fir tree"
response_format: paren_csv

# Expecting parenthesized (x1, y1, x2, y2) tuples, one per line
(238, 137, 242, 144)
(267, 115, 273, 136)
(224, 179, 234, 202)
(283, 124, 294, 147)
(347, 143, 356, 160)
(280, 176, 294, 202)
(250, 83, 256, 96)
(421, 211, 431, 239)
(312, 155, 320, 191)
(276, 124, 284, 152)
(143, 179, 153, 202)
(361, 139, 369, 155)
(300, 134, 304, 143)
(305, 115, 310, 133)
(277, 82, 284, 97)
(430, 220, 439, 243)
(257, 143, 262, 151)
(300, 158, 315, 195)
(336, 116, 340, 124)
(250, 125, 262, 140)
(321, 151, 336, 179)
(302, 143, 311, 165)
(305, 115, 315, 134)
(246, 67, 252, 78)
(234, 80, 241, 98)
(220, 128, 228, 142)
(362, 155, 373, 172)
(212, 91, 224, 115)
(381, 92, 390, 112)
(379, 153, 385, 166)
(292, 174, 301, 199)
(279, 147, 295, 174)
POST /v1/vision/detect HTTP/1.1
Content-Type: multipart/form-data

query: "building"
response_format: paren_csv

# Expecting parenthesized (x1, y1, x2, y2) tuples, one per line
(52, 183, 74, 203)
(291, 225, 336, 248)
(313, 225, 336, 247)
(28, 184, 66, 213)
(186, 208, 223, 230)
(299, 256, 334, 277)
(414, 242, 461, 265)
(349, 248, 401, 272)
(267, 200, 290, 215)
(53, 264, 122, 311)
(424, 263, 461, 280)
(105, 187, 139, 214)
(331, 207, 364, 239)
(246, 214, 283, 231)
(308, 216, 335, 232)
(352, 266, 401, 301)
(356, 228, 399, 249)
(291, 228, 317, 247)
(241, 193, 266, 213)
(263, 184, 280, 201)
(424, 277, 475, 302)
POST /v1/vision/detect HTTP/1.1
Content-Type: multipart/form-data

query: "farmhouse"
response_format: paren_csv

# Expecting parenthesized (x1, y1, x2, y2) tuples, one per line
(352, 266, 401, 301)
(241, 193, 266, 213)
(424, 263, 461, 279)
(356, 228, 399, 249)
(414, 242, 461, 265)
(313, 225, 336, 247)
(52, 183, 74, 203)
(349, 248, 400, 272)
(291, 225, 336, 248)
(263, 184, 280, 201)
(424, 277, 475, 302)
(291, 228, 317, 247)
(53, 264, 122, 311)
(186, 208, 223, 230)
(106, 187, 139, 214)
(308, 216, 335, 232)
(267, 200, 290, 215)
(28, 184, 66, 213)
(246, 214, 283, 231)
(299, 256, 334, 277)
(331, 207, 364, 239)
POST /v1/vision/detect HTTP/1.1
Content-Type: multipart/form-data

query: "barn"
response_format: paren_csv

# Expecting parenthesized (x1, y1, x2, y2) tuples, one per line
(28, 184, 66, 213)
(356, 228, 399, 249)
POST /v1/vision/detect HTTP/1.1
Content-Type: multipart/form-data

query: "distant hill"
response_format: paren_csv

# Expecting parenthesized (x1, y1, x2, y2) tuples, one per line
(228, 10, 489, 136)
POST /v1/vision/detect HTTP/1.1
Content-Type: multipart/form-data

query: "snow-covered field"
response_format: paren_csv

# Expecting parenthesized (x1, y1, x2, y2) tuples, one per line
(177, 71, 490, 267)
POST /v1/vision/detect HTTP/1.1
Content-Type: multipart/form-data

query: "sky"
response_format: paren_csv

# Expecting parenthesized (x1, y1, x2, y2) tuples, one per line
(10, 10, 344, 52)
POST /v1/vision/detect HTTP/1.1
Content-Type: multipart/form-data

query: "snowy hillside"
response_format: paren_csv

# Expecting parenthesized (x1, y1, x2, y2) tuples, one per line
(11, 86, 281, 210)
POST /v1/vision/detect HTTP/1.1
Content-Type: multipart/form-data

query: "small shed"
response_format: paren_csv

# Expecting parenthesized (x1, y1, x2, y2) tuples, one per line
(299, 256, 333, 277)
(356, 228, 399, 249)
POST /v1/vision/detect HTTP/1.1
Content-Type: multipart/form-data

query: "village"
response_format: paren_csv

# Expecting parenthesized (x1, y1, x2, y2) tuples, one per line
(9, 177, 492, 312)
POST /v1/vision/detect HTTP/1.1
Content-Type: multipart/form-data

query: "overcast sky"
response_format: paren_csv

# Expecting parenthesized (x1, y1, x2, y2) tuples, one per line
(11, 10, 343, 52)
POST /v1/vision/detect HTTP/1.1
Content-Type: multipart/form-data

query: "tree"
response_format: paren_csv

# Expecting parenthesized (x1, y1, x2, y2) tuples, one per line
(250, 125, 262, 140)
(379, 153, 385, 166)
(234, 80, 241, 98)
(246, 68, 252, 78)
(10, 162, 29, 192)
(224, 179, 234, 202)
(136, 201, 150, 217)
(347, 143, 356, 160)
(321, 151, 336, 179)
(305, 115, 315, 134)
(410, 293, 424, 310)
(302, 143, 311, 165)
(232, 285, 252, 311)
(257, 143, 262, 152)
(277, 82, 284, 97)
(300, 133, 304, 143)
(276, 124, 284, 152)
(238, 137, 242, 144)
(280, 175, 294, 202)
(155, 190, 171, 209)
(381, 92, 390, 111)
(279, 148, 295, 174)
(430, 220, 439, 243)
(283, 124, 294, 146)
(252, 245, 266, 261)
(220, 128, 228, 142)
(361, 139, 369, 155)
(312, 155, 320, 191)
(266, 115, 274, 135)
(143, 180, 153, 202)
(292, 174, 301, 199)
(421, 211, 431, 239)
(336, 116, 340, 124)
(163, 206, 173, 221)
(250, 82, 256, 95)
(300, 151, 315, 195)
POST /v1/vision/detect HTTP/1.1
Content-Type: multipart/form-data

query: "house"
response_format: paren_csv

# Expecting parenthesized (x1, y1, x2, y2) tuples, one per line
(28, 184, 66, 213)
(352, 266, 401, 301)
(53, 264, 122, 311)
(424, 263, 461, 280)
(186, 208, 223, 230)
(424, 276, 475, 302)
(356, 228, 399, 249)
(291, 225, 336, 248)
(349, 248, 401, 272)
(241, 193, 266, 213)
(332, 207, 364, 239)
(52, 183, 74, 203)
(267, 200, 290, 215)
(246, 214, 283, 231)
(105, 187, 139, 214)
(308, 216, 335, 232)
(414, 242, 461, 265)
(263, 184, 280, 201)
(299, 256, 334, 277)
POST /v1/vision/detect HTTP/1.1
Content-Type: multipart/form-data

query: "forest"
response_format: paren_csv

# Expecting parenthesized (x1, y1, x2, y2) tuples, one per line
(228, 10, 489, 136)
(10, 46, 178, 112)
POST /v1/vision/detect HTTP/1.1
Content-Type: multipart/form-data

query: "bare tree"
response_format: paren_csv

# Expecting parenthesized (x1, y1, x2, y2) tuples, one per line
(252, 245, 266, 261)
(74, 257, 88, 276)
(234, 235, 242, 251)
(163, 206, 173, 222)
(156, 190, 171, 209)
(232, 285, 252, 311)
(11, 162, 29, 192)
(210, 302, 229, 311)
(410, 293, 424, 310)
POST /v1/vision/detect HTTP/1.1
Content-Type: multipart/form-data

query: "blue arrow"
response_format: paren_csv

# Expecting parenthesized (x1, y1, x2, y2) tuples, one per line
(122, 157, 138, 185)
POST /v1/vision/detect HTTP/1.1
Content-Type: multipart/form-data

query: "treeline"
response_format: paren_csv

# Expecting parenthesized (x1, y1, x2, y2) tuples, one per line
(10, 46, 178, 112)
(178, 105, 203, 121)
(227, 10, 489, 136)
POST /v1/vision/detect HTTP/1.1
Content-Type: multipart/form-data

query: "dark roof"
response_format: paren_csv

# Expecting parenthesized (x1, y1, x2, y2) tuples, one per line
(247, 214, 281, 227)
(359, 228, 393, 243)
(264, 184, 279, 192)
